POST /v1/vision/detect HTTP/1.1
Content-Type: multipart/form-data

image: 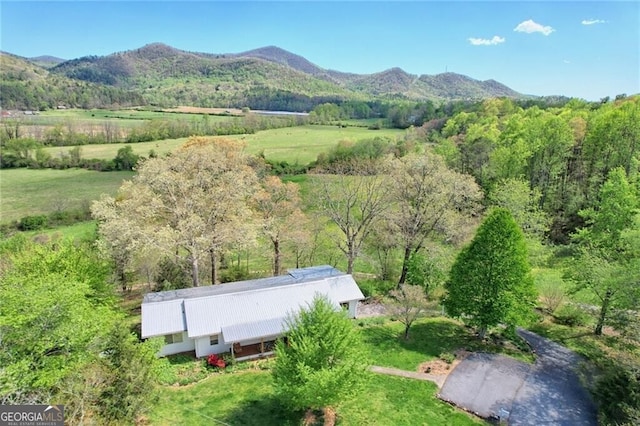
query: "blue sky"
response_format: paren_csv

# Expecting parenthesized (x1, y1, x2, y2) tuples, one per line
(1, 1, 638, 100)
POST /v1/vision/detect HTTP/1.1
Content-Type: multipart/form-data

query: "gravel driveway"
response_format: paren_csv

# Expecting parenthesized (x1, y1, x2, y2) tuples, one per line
(438, 329, 597, 425)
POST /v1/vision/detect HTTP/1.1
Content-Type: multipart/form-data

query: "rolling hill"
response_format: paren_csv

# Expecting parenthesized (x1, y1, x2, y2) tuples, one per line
(3, 43, 524, 111)
(0, 52, 143, 110)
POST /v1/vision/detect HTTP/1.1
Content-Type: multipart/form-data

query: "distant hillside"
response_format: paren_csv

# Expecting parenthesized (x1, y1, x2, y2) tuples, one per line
(230, 46, 521, 100)
(0, 52, 143, 110)
(28, 55, 66, 68)
(5, 43, 524, 111)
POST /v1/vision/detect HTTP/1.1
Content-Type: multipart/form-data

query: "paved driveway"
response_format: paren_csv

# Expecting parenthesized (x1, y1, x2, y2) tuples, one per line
(438, 329, 597, 425)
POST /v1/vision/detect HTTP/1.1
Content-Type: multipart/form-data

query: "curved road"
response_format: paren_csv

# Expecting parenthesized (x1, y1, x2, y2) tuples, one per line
(439, 329, 597, 425)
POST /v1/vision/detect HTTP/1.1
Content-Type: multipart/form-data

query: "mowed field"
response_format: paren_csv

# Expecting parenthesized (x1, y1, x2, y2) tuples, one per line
(41, 125, 404, 165)
(4, 125, 403, 224)
(0, 168, 134, 223)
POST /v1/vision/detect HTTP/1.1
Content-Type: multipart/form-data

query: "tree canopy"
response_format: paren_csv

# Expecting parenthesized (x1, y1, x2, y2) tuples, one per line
(569, 167, 640, 335)
(272, 295, 367, 412)
(93, 137, 258, 286)
(444, 208, 537, 338)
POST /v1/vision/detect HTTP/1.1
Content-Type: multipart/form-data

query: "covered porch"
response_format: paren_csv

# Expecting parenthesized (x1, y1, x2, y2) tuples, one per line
(230, 338, 279, 361)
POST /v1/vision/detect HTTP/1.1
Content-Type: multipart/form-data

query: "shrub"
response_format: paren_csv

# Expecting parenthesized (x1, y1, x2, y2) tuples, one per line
(206, 354, 226, 370)
(219, 265, 254, 283)
(553, 304, 590, 327)
(154, 258, 191, 291)
(439, 352, 456, 364)
(594, 362, 640, 425)
(359, 279, 396, 299)
(18, 215, 48, 231)
(539, 281, 566, 314)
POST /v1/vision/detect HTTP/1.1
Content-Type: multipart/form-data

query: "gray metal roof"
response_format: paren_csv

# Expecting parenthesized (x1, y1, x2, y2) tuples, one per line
(141, 266, 364, 341)
(184, 276, 361, 338)
(141, 299, 186, 338)
(221, 317, 288, 342)
(142, 265, 343, 304)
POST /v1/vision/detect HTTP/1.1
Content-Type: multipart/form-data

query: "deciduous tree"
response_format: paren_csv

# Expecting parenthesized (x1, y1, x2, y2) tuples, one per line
(272, 295, 367, 415)
(388, 284, 429, 339)
(570, 167, 640, 335)
(253, 176, 306, 276)
(387, 153, 482, 285)
(444, 208, 537, 338)
(313, 162, 390, 274)
(93, 137, 258, 287)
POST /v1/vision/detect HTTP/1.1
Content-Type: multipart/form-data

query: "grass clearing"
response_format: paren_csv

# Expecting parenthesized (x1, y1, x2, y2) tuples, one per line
(24, 221, 98, 241)
(42, 138, 189, 160)
(358, 317, 534, 370)
(41, 125, 404, 164)
(150, 370, 484, 425)
(0, 168, 134, 223)
(222, 125, 404, 164)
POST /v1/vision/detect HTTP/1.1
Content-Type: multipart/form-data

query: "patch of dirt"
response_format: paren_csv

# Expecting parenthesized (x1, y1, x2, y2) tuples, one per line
(418, 349, 472, 376)
(357, 300, 387, 317)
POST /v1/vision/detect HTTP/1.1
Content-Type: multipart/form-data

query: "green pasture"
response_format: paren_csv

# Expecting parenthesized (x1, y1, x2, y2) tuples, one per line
(17, 108, 237, 129)
(41, 125, 404, 165)
(225, 125, 403, 164)
(42, 138, 189, 160)
(0, 168, 134, 223)
(24, 221, 98, 241)
(37, 108, 235, 122)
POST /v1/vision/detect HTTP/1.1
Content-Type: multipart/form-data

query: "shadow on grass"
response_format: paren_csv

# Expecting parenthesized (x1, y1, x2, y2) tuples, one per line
(360, 317, 534, 369)
(220, 395, 304, 426)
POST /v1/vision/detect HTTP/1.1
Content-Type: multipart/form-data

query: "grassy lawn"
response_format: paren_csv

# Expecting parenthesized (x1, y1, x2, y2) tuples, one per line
(358, 317, 534, 371)
(149, 370, 484, 425)
(0, 168, 133, 223)
(41, 125, 404, 165)
(147, 317, 535, 425)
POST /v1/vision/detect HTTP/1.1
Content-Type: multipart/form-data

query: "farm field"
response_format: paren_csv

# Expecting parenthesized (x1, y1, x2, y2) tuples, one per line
(27, 107, 238, 123)
(0, 168, 134, 223)
(41, 125, 405, 164)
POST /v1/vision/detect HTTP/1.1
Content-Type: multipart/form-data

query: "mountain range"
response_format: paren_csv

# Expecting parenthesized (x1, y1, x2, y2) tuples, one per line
(1, 43, 524, 111)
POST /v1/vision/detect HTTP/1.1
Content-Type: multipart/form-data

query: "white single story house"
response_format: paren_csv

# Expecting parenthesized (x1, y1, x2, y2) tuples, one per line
(141, 265, 365, 360)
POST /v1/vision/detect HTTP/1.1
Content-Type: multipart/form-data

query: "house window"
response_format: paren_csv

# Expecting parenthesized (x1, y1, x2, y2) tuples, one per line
(164, 332, 183, 345)
(210, 335, 219, 346)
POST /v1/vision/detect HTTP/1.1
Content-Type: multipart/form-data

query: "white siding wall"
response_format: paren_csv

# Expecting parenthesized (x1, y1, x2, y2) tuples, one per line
(348, 300, 358, 318)
(194, 336, 231, 358)
(158, 332, 195, 356)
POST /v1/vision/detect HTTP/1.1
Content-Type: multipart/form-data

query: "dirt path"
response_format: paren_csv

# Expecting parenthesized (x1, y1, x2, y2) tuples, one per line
(370, 365, 447, 387)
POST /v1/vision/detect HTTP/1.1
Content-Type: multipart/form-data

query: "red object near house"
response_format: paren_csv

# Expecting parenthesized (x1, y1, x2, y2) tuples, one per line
(207, 354, 226, 369)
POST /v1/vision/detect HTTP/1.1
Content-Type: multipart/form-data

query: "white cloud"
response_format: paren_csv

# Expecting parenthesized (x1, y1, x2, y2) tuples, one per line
(468, 36, 506, 46)
(514, 19, 555, 36)
(582, 19, 606, 25)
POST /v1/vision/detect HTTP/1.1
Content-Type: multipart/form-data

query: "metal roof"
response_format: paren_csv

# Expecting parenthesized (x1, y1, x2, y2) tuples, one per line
(141, 299, 186, 338)
(141, 266, 364, 341)
(221, 317, 288, 342)
(183, 276, 361, 338)
(142, 265, 343, 304)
